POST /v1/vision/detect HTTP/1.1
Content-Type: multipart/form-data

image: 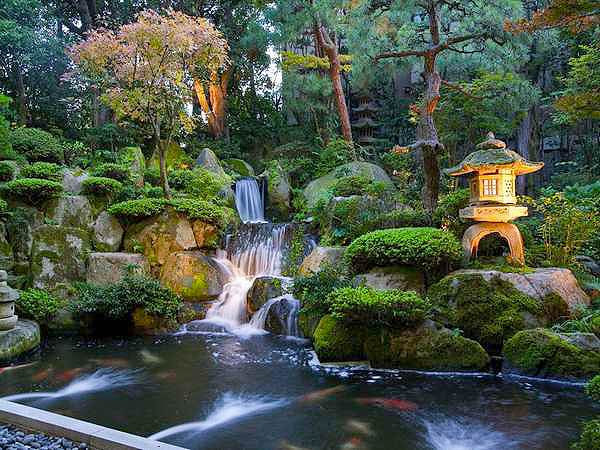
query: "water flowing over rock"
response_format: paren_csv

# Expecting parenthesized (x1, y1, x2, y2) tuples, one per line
(234, 178, 265, 223)
(92, 211, 124, 252)
(298, 246, 345, 276)
(249, 294, 300, 336)
(87, 252, 149, 285)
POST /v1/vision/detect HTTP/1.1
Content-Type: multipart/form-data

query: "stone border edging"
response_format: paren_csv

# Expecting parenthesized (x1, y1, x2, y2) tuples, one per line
(0, 399, 188, 450)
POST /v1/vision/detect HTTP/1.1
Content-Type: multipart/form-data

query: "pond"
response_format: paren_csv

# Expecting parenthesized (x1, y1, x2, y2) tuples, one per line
(0, 329, 597, 450)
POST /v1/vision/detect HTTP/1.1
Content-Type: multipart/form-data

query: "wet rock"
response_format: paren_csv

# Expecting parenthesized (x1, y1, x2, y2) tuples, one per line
(132, 307, 177, 335)
(224, 158, 254, 177)
(263, 295, 299, 335)
(45, 195, 94, 230)
(195, 147, 226, 177)
(313, 315, 368, 362)
(354, 266, 426, 296)
(303, 161, 394, 208)
(261, 161, 291, 220)
(92, 211, 124, 252)
(0, 222, 14, 271)
(118, 146, 145, 187)
(87, 252, 149, 285)
(30, 225, 91, 290)
(247, 276, 289, 313)
(62, 168, 88, 194)
(576, 255, 600, 277)
(5, 206, 44, 275)
(503, 328, 600, 381)
(160, 251, 226, 301)
(0, 320, 40, 363)
(191, 220, 219, 249)
(364, 320, 490, 372)
(123, 208, 197, 273)
(298, 246, 345, 276)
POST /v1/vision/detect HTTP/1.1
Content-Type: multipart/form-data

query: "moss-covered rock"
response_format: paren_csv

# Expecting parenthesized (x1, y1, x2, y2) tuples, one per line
(261, 161, 291, 221)
(62, 168, 89, 194)
(224, 158, 254, 177)
(298, 309, 323, 340)
(92, 211, 124, 252)
(313, 314, 367, 362)
(45, 195, 94, 231)
(364, 321, 490, 371)
(298, 246, 346, 276)
(4, 206, 43, 276)
(0, 222, 14, 271)
(354, 266, 426, 296)
(0, 319, 40, 363)
(428, 272, 546, 353)
(86, 252, 150, 285)
(195, 148, 226, 177)
(303, 161, 394, 209)
(246, 276, 287, 313)
(159, 251, 226, 302)
(30, 225, 91, 290)
(503, 328, 600, 381)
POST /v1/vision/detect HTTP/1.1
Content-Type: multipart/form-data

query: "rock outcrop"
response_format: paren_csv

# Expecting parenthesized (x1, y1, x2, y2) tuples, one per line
(354, 266, 425, 295)
(160, 251, 226, 301)
(45, 195, 94, 230)
(119, 146, 145, 187)
(298, 246, 345, 276)
(0, 320, 40, 363)
(261, 162, 291, 220)
(87, 252, 149, 285)
(195, 148, 226, 177)
(92, 211, 124, 252)
(247, 276, 289, 313)
(62, 169, 88, 194)
(224, 158, 254, 177)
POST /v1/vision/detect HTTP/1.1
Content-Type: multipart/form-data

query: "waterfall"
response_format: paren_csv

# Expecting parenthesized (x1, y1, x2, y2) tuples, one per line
(234, 178, 265, 223)
(249, 295, 300, 337)
(204, 223, 294, 334)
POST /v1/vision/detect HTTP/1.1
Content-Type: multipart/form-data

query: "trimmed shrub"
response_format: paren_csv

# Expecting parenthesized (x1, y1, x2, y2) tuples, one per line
(294, 263, 351, 316)
(16, 288, 65, 323)
(328, 286, 430, 328)
(21, 162, 62, 181)
(572, 419, 600, 450)
(144, 167, 161, 186)
(169, 198, 234, 227)
(0, 161, 16, 181)
(10, 128, 63, 163)
(72, 272, 182, 321)
(331, 175, 372, 197)
(0, 199, 7, 214)
(0, 116, 16, 160)
(168, 169, 195, 191)
(2, 178, 63, 204)
(345, 227, 463, 274)
(183, 168, 231, 200)
(82, 176, 123, 196)
(108, 198, 168, 219)
(91, 163, 131, 182)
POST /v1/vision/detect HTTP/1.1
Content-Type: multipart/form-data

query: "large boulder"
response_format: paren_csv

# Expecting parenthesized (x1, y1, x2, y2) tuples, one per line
(303, 161, 394, 208)
(224, 158, 254, 177)
(92, 211, 124, 252)
(30, 225, 91, 290)
(503, 328, 600, 381)
(45, 195, 94, 231)
(62, 169, 88, 194)
(191, 220, 219, 249)
(260, 295, 300, 336)
(261, 162, 291, 220)
(313, 315, 367, 362)
(0, 222, 14, 271)
(0, 320, 40, 363)
(123, 208, 197, 273)
(364, 320, 490, 371)
(118, 146, 145, 187)
(428, 269, 589, 354)
(195, 148, 226, 177)
(354, 266, 426, 296)
(247, 276, 290, 313)
(298, 246, 345, 276)
(160, 251, 226, 301)
(87, 252, 149, 285)
(5, 206, 43, 275)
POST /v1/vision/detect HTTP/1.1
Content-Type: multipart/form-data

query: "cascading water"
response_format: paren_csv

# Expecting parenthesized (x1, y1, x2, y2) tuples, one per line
(234, 178, 265, 224)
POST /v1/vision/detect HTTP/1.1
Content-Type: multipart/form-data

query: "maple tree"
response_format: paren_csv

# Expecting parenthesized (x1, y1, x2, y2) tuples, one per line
(505, 0, 599, 33)
(70, 9, 228, 197)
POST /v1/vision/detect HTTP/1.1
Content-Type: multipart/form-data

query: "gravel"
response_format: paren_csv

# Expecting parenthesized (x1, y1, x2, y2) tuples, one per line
(0, 424, 88, 450)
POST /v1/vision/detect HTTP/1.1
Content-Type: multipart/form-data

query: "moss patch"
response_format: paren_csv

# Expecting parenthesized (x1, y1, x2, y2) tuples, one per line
(503, 328, 600, 380)
(313, 314, 367, 362)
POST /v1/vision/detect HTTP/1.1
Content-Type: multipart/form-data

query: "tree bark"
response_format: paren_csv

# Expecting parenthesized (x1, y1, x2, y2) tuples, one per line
(13, 64, 29, 126)
(193, 69, 230, 139)
(154, 121, 171, 199)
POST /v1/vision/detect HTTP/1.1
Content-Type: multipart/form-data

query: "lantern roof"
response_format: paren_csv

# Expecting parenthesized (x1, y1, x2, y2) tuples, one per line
(445, 132, 544, 177)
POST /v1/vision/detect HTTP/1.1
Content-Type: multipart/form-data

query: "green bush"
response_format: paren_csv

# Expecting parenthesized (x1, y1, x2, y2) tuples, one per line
(432, 188, 470, 237)
(20, 162, 62, 181)
(144, 167, 161, 186)
(317, 138, 355, 176)
(82, 176, 123, 196)
(16, 288, 65, 322)
(375, 208, 429, 228)
(92, 163, 131, 182)
(10, 128, 63, 163)
(0, 116, 16, 160)
(0, 161, 15, 181)
(144, 185, 164, 198)
(168, 169, 195, 190)
(2, 178, 63, 204)
(331, 175, 372, 196)
(293, 263, 351, 316)
(552, 310, 600, 337)
(169, 198, 234, 227)
(345, 227, 463, 274)
(183, 168, 231, 200)
(572, 419, 600, 450)
(0, 199, 7, 214)
(72, 271, 182, 321)
(328, 286, 430, 328)
(108, 198, 168, 219)
(587, 375, 600, 402)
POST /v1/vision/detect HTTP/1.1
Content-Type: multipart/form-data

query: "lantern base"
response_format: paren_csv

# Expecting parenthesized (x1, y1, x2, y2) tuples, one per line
(462, 222, 525, 266)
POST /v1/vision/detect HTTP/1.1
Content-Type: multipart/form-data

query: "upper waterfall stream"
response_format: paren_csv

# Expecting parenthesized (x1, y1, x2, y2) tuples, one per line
(234, 178, 266, 224)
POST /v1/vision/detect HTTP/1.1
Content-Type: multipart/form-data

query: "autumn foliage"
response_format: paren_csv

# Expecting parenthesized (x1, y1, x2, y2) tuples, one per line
(505, 0, 599, 33)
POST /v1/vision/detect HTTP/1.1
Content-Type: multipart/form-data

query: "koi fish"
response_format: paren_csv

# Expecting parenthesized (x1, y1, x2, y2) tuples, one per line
(139, 349, 163, 365)
(345, 419, 374, 437)
(57, 368, 85, 383)
(340, 436, 366, 450)
(356, 397, 417, 411)
(90, 358, 130, 368)
(279, 441, 312, 450)
(31, 367, 53, 382)
(0, 362, 36, 375)
(298, 385, 347, 403)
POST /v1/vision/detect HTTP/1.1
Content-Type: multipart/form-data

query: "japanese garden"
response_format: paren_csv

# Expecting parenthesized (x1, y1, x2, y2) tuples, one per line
(0, 0, 599, 449)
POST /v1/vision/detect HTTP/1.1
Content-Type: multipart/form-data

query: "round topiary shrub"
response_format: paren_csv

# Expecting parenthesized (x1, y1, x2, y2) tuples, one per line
(168, 169, 195, 191)
(144, 167, 161, 186)
(17, 288, 65, 323)
(20, 162, 63, 182)
(345, 227, 463, 274)
(92, 163, 131, 182)
(2, 178, 63, 204)
(10, 127, 63, 163)
(328, 286, 430, 328)
(0, 160, 16, 181)
(108, 197, 168, 220)
(82, 176, 123, 196)
(169, 198, 234, 228)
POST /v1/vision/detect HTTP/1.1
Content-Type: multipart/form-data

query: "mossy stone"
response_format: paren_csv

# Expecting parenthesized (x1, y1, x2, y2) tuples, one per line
(429, 272, 544, 354)
(313, 314, 367, 362)
(0, 320, 40, 363)
(503, 328, 600, 381)
(364, 322, 490, 371)
(224, 158, 254, 177)
(298, 309, 324, 340)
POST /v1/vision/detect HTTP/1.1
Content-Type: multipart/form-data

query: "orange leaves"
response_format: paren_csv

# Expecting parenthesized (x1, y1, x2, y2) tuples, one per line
(504, 0, 599, 33)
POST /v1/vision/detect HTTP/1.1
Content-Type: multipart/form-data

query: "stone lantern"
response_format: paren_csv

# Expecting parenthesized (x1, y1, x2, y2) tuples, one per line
(0, 270, 18, 331)
(445, 132, 544, 265)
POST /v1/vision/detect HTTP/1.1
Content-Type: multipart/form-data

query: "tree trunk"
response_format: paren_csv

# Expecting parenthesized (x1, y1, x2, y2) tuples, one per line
(193, 69, 229, 139)
(14, 64, 28, 126)
(154, 124, 171, 199)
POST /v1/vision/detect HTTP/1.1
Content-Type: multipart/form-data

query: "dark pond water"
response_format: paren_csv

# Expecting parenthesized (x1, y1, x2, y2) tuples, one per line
(0, 329, 597, 450)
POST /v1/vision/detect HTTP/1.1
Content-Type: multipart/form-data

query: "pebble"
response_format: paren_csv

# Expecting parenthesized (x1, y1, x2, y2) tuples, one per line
(0, 425, 88, 450)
